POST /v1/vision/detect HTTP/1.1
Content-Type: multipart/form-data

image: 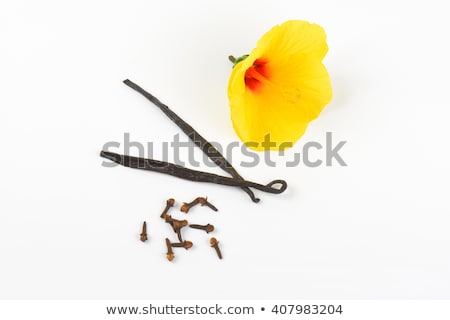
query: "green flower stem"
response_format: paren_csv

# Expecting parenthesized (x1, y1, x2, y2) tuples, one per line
(228, 54, 249, 67)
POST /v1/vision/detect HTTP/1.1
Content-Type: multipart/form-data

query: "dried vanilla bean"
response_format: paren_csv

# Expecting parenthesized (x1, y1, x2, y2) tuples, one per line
(123, 79, 260, 203)
(100, 151, 287, 194)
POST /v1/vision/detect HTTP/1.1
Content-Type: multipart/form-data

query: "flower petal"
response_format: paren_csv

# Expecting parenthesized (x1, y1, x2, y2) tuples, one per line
(253, 20, 329, 62)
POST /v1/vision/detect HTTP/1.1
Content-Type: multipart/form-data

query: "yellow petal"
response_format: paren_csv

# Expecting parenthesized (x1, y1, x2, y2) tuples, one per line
(254, 20, 329, 63)
(227, 20, 332, 151)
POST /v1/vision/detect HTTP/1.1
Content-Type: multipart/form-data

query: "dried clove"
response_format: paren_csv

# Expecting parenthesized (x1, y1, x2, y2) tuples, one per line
(181, 197, 218, 213)
(160, 198, 175, 219)
(210, 237, 222, 259)
(123, 79, 260, 202)
(161, 213, 174, 228)
(171, 218, 188, 242)
(180, 197, 201, 213)
(171, 240, 193, 250)
(189, 223, 214, 234)
(198, 197, 218, 212)
(165, 238, 175, 262)
(140, 221, 148, 242)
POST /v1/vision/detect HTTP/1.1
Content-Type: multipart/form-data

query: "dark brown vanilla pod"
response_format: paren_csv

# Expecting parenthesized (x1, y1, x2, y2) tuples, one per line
(100, 151, 287, 194)
(123, 79, 260, 203)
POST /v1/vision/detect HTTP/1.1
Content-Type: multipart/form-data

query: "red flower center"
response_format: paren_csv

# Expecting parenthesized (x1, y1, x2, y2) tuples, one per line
(244, 58, 269, 92)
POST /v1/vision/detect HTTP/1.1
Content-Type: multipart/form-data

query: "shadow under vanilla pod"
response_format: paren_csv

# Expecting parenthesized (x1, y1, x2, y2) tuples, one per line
(99, 79, 287, 202)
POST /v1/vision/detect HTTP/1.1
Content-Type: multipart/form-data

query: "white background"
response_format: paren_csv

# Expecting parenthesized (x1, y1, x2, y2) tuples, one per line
(1, 0, 449, 299)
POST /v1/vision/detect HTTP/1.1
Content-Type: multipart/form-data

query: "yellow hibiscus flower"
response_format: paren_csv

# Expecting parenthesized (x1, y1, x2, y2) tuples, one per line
(227, 20, 332, 151)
